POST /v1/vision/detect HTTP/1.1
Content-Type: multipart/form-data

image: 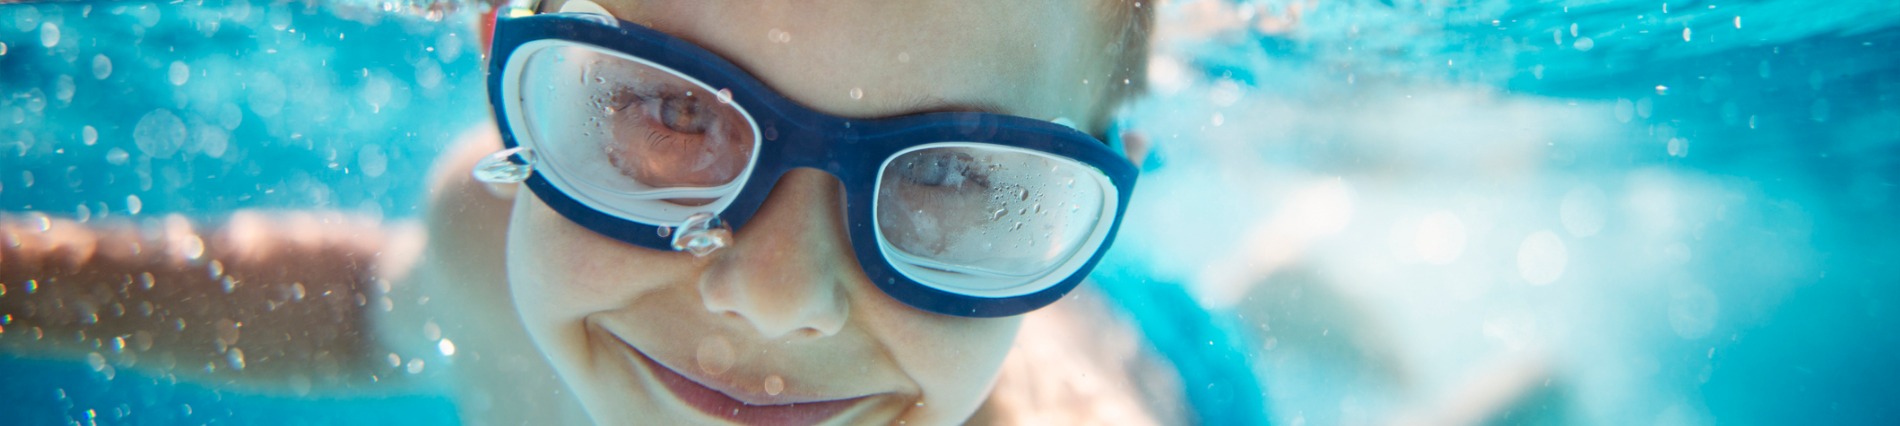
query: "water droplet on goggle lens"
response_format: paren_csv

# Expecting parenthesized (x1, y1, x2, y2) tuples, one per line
(672, 212, 733, 257)
(472, 147, 536, 183)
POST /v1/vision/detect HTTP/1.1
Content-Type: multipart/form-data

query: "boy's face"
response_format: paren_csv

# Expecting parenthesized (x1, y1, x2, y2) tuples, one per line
(504, 0, 1120, 424)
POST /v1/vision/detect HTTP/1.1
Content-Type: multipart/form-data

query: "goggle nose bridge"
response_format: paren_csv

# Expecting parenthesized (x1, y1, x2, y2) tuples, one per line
(713, 115, 889, 234)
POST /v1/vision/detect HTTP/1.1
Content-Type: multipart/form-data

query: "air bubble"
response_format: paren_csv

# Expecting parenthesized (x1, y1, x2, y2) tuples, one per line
(472, 147, 536, 183)
(439, 339, 457, 356)
(54, 75, 73, 104)
(39, 22, 59, 48)
(672, 212, 733, 257)
(849, 87, 864, 100)
(178, 234, 205, 260)
(82, 126, 97, 145)
(716, 88, 733, 104)
(228, 347, 246, 371)
(133, 109, 187, 159)
(696, 336, 735, 376)
(657, 226, 673, 238)
(764, 375, 785, 396)
(168, 61, 190, 86)
(91, 54, 112, 80)
(407, 358, 425, 374)
(126, 195, 142, 215)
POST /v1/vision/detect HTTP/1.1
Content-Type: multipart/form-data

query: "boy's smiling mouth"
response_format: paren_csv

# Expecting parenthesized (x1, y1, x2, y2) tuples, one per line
(590, 321, 884, 426)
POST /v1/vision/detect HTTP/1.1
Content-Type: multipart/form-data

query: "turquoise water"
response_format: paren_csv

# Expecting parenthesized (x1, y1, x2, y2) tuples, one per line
(2, 0, 1896, 424)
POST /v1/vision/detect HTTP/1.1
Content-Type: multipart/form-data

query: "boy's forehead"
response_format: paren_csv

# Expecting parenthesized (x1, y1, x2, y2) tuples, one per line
(570, 0, 1110, 126)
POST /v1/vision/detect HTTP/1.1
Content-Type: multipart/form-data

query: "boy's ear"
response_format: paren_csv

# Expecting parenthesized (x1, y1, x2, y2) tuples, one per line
(1119, 129, 1150, 169)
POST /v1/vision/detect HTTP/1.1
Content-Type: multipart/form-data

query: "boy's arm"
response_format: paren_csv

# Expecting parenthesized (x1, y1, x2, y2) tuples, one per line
(0, 210, 423, 392)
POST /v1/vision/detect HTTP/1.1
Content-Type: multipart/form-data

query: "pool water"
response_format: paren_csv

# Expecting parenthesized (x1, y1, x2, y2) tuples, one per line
(2, 0, 1896, 424)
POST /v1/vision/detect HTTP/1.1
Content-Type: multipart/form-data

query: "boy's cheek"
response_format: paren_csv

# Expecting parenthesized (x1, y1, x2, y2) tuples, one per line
(503, 194, 696, 325)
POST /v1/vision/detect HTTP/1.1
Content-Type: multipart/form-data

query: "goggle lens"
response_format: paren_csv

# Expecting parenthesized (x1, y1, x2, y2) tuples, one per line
(496, 35, 1126, 311)
(875, 144, 1113, 297)
(514, 42, 761, 219)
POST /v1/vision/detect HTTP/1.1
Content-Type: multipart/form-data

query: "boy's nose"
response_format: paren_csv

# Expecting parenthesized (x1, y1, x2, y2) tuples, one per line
(696, 169, 854, 339)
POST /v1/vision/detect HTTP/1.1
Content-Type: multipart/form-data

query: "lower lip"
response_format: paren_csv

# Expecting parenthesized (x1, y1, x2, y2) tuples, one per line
(627, 344, 862, 426)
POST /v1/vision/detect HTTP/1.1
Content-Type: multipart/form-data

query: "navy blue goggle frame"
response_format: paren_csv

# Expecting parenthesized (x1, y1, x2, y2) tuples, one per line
(486, 11, 1138, 317)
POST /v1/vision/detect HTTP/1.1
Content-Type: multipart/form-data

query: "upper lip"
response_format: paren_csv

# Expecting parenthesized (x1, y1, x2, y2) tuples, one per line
(599, 325, 873, 406)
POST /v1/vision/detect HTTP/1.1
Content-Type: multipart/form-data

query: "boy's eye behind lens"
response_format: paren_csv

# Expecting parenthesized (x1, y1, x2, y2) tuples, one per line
(522, 45, 756, 192)
(876, 147, 1107, 279)
(895, 150, 991, 188)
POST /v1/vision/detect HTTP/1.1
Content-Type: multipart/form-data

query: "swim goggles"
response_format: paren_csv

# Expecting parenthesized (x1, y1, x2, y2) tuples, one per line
(477, 8, 1138, 317)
